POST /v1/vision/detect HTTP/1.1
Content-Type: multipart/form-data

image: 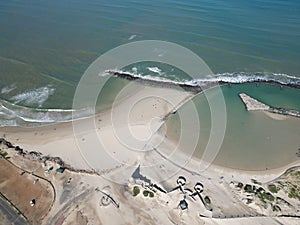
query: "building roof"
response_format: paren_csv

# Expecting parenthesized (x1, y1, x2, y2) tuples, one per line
(56, 167, 65, 174)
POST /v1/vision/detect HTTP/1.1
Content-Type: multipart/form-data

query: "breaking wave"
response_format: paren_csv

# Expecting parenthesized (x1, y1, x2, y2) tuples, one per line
(1, 71, 299, 128)
(105, 70, 300, 88)
(0, 99, 94, 127)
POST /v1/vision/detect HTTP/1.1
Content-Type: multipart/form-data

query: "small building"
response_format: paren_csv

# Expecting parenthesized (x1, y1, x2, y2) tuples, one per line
(56, 167, 65, 174)
(179, 199, 188, 210)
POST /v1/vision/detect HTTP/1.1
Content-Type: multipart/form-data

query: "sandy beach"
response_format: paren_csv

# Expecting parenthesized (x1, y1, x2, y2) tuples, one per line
(0, 81, 299, 225)
(1, 0, 300, 223)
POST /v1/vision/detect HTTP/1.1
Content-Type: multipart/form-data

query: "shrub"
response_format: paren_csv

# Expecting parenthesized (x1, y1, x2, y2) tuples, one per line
(149, 192, 154, 198)
(143, 190, 149, 197)
(133, 186, 140, 196)
(244, 184, 254, 193)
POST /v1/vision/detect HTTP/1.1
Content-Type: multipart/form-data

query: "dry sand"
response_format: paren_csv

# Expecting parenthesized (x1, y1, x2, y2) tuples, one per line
(0, 82, 299, 224)
(0, 155, 54, 224)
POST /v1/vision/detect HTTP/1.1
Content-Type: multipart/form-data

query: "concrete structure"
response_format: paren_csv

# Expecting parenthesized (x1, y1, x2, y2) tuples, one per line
(177, 176, 186, 186)
(239, 93, 270, 111)
(194, 183, 204, 193)
(55, 167, 65, 174)
(239, 93, 300, 118)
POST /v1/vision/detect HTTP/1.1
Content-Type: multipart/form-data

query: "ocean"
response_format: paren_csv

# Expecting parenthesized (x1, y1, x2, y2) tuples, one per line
(165, 83, 300, 170)
(0, 0, 299, 169)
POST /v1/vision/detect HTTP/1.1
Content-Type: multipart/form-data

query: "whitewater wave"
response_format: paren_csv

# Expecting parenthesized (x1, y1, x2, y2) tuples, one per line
(0, 99, 94, 127)
(104, 70, 300, 88)
(147, 67, 163, 74)
(1, 70, 299, 128)
(10, 86, 55, 108)
(1, 83, 17, 94)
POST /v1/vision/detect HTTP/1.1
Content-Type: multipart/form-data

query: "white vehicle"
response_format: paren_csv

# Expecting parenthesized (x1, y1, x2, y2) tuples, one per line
(30, 199, 35, 206)
(33, 179, 39, 184)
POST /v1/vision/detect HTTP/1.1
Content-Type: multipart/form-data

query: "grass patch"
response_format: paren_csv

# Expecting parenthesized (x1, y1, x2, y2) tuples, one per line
(268, 184, 278, 193)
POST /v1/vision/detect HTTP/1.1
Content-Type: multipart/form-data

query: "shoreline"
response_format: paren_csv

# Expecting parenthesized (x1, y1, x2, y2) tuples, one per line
(1, 113, 299, 178)
(0, 75, 299, 129)
(0, 80, 299, 224)
(0, 80, 299, 175)
(153, 134, 300, 183)
(2, 130, 300, 182)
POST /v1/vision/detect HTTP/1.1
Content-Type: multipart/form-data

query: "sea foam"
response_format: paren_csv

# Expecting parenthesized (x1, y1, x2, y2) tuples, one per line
(10, 86, 55, 108)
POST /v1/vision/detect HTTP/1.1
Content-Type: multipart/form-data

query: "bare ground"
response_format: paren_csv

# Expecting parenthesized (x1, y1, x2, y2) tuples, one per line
(0, 157, 54, 225)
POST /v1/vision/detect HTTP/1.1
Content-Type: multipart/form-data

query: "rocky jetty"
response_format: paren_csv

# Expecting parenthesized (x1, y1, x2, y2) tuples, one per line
(239, 93, 300, 118)
(239, 93, 270, 111)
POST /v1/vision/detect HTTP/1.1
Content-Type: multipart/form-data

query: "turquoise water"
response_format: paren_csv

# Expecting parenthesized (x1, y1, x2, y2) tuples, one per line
(0, 0, 300, 111)
(166, 84, 300, 170)
(0, 0, 299, 169)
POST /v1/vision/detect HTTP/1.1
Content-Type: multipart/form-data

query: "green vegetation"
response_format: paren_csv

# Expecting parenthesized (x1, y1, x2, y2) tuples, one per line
(272, 205, 281, 212)
(244, 184, 254, 193)
(251, 179, 262, 185)
(293, 171, 300, 179)
(142, 190, 154, 198)
(204, 196, 211, 205)
(271, 169, 300, 201)
(143, 190, 149, 197)
(277, 181, 284, 186)
(288, 186, 300, 200)
(132, 186, 154, 198)
(237, 169, 300, 209)
(268, 184, 279, 193)
(132, 186, 140, 196)
(257, 191, 274, 203)
(149, 192, 154, 198)
(264, 192, 275, 201)
(246, 199, 253, 204)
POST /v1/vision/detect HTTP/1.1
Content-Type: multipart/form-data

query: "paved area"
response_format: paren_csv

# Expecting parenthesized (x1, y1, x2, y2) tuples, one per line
(0, 198, 28, 225)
